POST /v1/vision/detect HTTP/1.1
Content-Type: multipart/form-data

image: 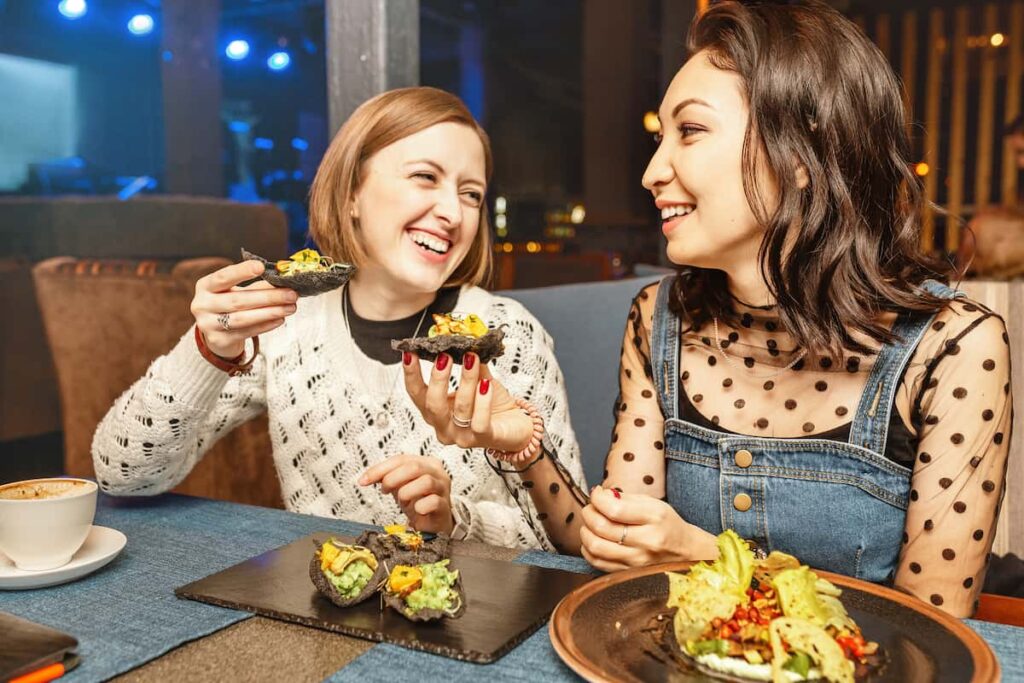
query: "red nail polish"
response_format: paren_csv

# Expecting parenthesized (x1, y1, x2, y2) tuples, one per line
(463, 353, 475, 370)
(479, 378, 490, 395)
(435, 353, 449, 371)
(402, 352, 412, 366)
(611, 489, 621, 499)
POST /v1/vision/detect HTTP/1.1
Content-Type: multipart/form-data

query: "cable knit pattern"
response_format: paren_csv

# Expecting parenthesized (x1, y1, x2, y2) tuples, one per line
(92, 286, 585, 551)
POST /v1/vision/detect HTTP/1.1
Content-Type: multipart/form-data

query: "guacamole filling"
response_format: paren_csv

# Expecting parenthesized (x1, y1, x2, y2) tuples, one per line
(388, 560, 461, 614)
(319, 540, 378, 600)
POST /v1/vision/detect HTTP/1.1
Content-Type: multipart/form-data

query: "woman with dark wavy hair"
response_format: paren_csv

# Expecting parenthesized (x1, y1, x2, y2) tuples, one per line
(407, 0, 1012, 616)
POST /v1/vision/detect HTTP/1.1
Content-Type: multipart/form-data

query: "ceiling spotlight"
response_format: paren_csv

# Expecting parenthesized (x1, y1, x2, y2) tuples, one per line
(225, 40, 251, 61)
(58, 0, 87, 19)
(267, 51, 291, 71)
(127, 14, 154, 36)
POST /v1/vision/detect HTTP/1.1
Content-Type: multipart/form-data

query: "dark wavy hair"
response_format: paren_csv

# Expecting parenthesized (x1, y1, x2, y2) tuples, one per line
(671, 0, 954, 358)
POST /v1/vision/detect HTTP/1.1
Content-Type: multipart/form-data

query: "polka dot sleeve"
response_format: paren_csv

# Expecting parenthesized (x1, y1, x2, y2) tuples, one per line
(895, 307, 1012, 617)
(603, 283, 667, 497)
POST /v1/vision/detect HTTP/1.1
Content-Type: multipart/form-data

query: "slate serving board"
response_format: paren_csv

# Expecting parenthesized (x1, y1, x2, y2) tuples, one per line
(175, 532, 593, 664)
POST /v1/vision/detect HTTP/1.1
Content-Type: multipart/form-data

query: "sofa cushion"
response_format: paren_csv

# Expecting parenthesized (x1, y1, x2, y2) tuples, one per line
(503, 276, 662, 486)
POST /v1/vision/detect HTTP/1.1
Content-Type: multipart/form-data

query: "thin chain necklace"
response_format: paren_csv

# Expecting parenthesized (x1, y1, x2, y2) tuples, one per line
(712, 317, 807, 380)
(342, 285, 430, 429)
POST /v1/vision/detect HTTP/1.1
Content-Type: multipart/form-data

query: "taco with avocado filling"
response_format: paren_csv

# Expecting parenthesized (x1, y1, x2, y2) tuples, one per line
(357, 524, 449, 565)
(240, 248, 355, 296)
(309, 538, 387, 608)
(659, 530, 885, 683)
(391, 312, 505, 364)
(382, 559, 466, 622)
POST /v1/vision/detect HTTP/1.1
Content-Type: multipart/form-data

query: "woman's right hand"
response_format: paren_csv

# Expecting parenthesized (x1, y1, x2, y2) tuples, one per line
(191, 260, 299, 358)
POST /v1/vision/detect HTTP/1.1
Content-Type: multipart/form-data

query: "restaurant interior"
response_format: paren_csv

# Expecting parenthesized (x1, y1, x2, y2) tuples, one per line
(1, 0, 1023, 681)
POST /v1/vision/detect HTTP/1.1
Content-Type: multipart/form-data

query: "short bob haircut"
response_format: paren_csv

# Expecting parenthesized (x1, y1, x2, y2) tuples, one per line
(309, 87, 493, 288)
(673, 0, 954, 359)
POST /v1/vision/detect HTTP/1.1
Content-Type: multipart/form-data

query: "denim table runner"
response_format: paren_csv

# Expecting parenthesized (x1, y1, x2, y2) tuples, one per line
(1, 495, 1021, 682)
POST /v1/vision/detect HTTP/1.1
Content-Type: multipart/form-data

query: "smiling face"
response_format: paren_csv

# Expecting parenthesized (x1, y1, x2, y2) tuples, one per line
(352, 121, 487, 296)
(642, 50, 777, 271)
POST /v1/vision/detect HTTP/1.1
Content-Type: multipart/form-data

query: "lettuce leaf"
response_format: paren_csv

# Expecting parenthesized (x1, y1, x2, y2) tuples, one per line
(769, 618, 854, 683)
(667, 530, 755, 644)
(772, 566, 854, 631)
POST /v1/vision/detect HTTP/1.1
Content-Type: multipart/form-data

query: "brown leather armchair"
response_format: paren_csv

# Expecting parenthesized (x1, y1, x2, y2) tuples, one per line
(32, 256, 281, 508)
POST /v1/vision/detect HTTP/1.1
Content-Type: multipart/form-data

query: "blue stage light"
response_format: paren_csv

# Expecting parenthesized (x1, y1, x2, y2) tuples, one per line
(253, 138, 274, 150)
(225, 40, 250, 61)
(58, 0, 87, 19)
(267, 51, 291, 71)
(228, 120, 251, 133)
(127, 14, 154, 36)
(290, 137, 308, 151)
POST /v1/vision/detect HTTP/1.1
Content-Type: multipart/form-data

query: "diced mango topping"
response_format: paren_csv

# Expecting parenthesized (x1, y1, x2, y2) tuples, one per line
(426, 313, 488, 338)
(319, 541, 341, 571)
(274, 249, 343, 276)
(388, 565, 423, 595)
(384, 524, 407, 535)
(384, 524, 423, 550)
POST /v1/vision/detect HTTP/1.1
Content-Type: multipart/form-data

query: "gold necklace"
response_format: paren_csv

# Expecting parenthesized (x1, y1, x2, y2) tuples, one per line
(712, 317, 807, 380)
(342, 285, 430, 429)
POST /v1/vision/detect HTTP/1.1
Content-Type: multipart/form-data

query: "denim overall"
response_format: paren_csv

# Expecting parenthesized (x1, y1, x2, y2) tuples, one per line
(651, 278, 962, 582)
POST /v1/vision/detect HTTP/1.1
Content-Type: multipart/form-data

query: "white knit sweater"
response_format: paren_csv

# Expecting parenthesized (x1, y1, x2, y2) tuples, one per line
(92, 286, 585, 550)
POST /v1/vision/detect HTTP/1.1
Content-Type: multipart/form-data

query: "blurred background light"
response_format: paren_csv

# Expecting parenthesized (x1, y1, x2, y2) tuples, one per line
(225, 40, 251, 61)
(127, 14, 154, 36)
(267, 51, 291, 71)
(58, 0, 87, 19)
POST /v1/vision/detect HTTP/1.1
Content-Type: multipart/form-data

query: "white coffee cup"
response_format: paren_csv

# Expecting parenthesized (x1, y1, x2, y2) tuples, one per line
(0, 478, 98, 571)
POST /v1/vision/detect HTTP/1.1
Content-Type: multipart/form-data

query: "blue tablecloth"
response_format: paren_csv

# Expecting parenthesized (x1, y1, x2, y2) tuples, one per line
(1, 494, 1021, 682)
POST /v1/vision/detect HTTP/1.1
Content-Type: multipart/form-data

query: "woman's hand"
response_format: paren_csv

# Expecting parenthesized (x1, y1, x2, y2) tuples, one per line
(190, 260, 298, 358)
(359, 454, 455, 535)
(579, 485, 718, 572)
(401, 351, 533, 453)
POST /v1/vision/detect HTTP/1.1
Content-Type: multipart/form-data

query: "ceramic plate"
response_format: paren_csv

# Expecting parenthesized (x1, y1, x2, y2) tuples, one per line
(0, 526, 126, 590)
(550, 561, 999, 683)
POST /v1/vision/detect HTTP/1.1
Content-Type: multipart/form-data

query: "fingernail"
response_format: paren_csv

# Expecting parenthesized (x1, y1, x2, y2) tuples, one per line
(403, 351, 413, 366)
(357, 475, 368, 485)
(479, 378, 490, 395)
(463, 353, 476, 370)
(435, 354, 449, 371)
(611, 489, 621, 499)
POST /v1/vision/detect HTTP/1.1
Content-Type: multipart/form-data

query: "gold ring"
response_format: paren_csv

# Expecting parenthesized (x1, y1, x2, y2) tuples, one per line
(618, 525, 628, 545)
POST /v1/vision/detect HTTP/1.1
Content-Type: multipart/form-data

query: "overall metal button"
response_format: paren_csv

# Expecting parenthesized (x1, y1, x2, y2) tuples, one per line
(734, 449, 753, 468)
(733, 493, 752, 512)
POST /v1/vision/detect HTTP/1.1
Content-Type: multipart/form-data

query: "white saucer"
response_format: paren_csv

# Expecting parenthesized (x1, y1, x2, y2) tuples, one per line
(0, 525, 126, 590)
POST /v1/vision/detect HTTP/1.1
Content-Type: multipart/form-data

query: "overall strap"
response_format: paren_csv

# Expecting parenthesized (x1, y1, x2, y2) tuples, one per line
(650, 275, 681, 421)
(848, 279, 965, 455)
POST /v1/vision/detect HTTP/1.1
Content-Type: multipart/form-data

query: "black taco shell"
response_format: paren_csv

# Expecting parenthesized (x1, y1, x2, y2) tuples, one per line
(356, 530, 450, 564)
(391, 326, 505, 364)
(308, 541, 387, 608)
(240, 248, 355, 297)
(381, 560, 467, 622)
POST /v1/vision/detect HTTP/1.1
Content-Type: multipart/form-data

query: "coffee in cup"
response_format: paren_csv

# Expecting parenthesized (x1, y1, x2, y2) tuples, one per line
(0, 478, 97, 571)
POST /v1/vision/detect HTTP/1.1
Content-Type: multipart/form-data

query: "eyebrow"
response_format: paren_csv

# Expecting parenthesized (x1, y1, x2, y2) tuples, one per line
(670, 97, 715, 119)
(406, 159, 486, 188)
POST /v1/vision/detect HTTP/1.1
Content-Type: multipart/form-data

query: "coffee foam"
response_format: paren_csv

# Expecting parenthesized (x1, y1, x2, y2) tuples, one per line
(0, 480, 89, 500)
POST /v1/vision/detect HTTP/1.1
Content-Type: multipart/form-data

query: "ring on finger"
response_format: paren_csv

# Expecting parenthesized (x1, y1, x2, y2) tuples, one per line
(618, 525, 629, 545)
(217, 313, 231, 331)
(451, 412, 472, 428)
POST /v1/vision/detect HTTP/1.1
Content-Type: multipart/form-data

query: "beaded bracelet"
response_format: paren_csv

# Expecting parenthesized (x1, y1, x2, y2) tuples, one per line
(485, 398, 545, 464)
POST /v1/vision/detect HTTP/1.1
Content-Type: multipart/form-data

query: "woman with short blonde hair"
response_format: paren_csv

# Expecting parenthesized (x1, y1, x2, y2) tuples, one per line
(93, 87, 585, 550)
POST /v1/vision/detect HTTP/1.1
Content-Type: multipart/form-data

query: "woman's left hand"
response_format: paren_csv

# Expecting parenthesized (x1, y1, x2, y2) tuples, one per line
(579, 485, 718, 572)
(401, 351, 534, 453)
(359, 454, 454, 535)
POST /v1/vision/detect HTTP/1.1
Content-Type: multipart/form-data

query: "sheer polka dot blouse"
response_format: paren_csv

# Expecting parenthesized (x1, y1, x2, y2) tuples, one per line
(604, 281, 1012, 617)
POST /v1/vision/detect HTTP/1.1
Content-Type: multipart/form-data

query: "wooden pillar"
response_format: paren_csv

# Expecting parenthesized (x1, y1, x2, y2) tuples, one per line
(922, 9, 944, 250)
(1003, 2, 1024, 205)
(976, 4, 999, 210)
(160, 0, 224, 196)
(325, 0, 419, 137)
(582, 0, 646, 225)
